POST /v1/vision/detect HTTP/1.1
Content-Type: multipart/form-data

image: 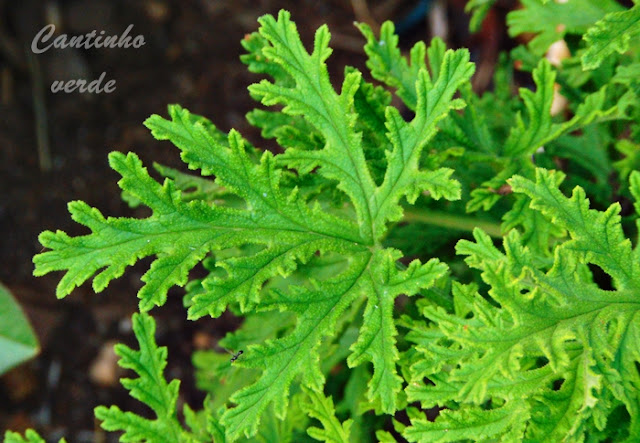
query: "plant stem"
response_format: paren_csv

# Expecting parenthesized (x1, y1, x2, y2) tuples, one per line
(402, 207, 503, 238)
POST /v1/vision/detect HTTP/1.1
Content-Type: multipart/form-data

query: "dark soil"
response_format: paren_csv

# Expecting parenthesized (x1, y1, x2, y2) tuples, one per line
(0, 0, 508, 440)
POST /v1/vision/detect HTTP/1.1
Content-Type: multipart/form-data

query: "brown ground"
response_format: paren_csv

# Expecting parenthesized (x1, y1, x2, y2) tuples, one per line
(0, 0, 506, 440)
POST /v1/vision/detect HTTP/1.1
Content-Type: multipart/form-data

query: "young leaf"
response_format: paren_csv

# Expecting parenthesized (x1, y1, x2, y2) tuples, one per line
(301, 388, 352, 443)
(94, 312, 202, 442)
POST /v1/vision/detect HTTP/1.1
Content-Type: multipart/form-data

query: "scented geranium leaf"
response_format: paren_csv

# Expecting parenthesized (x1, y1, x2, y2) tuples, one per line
(220, 251, 371, 438)
(243, 30, 392, 186)
(527, 354, 603, 440)
(246, 108, 324, 152)
(242, 30, 324, 152)
(507, 0, 623, 55)
(3, 430, 65, 443)
(404, 403, 528, 443)
(249, 11, 377, 240)
(351, 71, 391, 143)
(151, 162, 232, 203)
(357, 21, 428, 110)
(34, 151, 215, 310)
(222, 249, 445, 436)
(301, 388, 352, 443)
(358, 22, 456, 113)
(582, 4, 640, 70)
(94, 313, 198, 442)
(614, 139, 640, 183)
(35, 106, 365, 313)
(510, 168, 638, 290)
(466, 0, 499, 32)
(370, 51, 473, 237)
(122, 162, 218, 208)
(360, 23, 621, 215)
(34, 11, 459, 440)
(502, 60, 555, 157)
(630, 170, 640, 216)
(359, 25, 498, 156)
(240, 30, 292, 87)
(467, 62, 627, 212)
(192, 310, 295, 415)
(348, 249, 448, 412)
(350, 69, 393, 184)
(436, 82, 498, 154)
(503, 59, 621, 158)
(335, 26, 475, 239)
(409, 169, 640, 440)
(250, 11, 465, 239)
(501, 193, 564, 255)
(146, 107, 370, 319)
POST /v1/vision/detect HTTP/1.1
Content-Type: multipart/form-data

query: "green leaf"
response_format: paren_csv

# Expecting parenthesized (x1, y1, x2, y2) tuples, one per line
(346, 250, 448, 413)
(301, 388, 352, 443)
(249, 12, 377, 241)
(501, 193, 564, 255)
(35, 121, 363, 313)
(192, 310, 293, 411)
(630, 171, 640, 216)
(94, 312, 198, 442)
(582, 4, 640, 70)
(465, 0, 499, 32)
(357, 21, 428, 110)
(404, 403, 528, 443)
(507, 0, 623, 55)
(503, 59, 620, 158)
(0, 282, 39, 375)
(26, 5, 640, 443)
(511, 169, 638, 290)
(369, 50, 473, 238)
(3, 430, 65, 443)
(34, 10, 469, 440)
(408, 169, 640, 440)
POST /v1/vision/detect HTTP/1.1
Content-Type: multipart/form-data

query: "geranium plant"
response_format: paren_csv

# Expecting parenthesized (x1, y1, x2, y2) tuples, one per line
(6, 1, 640, 441)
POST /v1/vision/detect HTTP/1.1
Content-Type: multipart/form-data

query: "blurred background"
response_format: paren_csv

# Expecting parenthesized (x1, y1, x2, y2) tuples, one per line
(0, 0, 512, 440)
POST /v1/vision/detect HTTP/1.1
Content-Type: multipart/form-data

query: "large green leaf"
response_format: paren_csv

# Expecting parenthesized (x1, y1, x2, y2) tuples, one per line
(32, 10, 473, 440)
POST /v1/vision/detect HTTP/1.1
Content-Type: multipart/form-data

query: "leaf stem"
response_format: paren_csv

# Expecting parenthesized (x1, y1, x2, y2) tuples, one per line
(402, 208, 503, 238)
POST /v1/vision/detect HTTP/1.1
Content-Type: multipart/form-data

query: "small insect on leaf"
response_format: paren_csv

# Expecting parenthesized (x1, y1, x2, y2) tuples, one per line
(230, 350, 243, 363)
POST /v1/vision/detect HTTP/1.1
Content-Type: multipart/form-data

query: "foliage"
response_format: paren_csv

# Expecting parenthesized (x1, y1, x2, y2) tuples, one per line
(404, 169, 640, 441)
(10, 1, 640, 441)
